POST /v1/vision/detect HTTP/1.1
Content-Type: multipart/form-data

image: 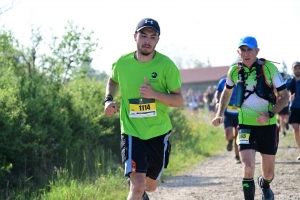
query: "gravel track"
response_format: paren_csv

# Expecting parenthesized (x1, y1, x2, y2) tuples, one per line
(148, 134, 300, 200)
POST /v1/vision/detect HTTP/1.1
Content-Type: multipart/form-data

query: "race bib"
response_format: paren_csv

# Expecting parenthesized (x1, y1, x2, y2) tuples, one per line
(129, 98, 157, 118)
(236, 129, 251, 145)
(227, 105, 239, 114)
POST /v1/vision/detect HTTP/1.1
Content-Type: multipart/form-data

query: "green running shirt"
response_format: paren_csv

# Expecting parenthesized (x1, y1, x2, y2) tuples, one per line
(111, 51, 182, 139)
(226, 60, 285, 126)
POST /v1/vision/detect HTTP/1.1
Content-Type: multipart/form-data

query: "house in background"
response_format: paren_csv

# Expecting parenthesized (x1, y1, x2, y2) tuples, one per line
(180, 66, 230, 94)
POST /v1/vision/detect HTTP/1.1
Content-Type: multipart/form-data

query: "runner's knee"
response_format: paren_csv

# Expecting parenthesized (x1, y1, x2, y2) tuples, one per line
(242, 164, 255, 178)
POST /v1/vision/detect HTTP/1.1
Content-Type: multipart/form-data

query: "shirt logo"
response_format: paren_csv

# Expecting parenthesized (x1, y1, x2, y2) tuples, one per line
(151, 72, 157, 78)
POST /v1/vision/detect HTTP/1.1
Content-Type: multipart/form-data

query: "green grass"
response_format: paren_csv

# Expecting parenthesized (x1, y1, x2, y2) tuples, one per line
(40, 173, 128, 200)
(13, 111, 226, 200)
(162, 112, 225, 178)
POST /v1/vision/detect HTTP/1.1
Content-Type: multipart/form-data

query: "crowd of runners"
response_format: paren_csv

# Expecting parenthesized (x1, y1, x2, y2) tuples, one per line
(104, 17, 300, 200)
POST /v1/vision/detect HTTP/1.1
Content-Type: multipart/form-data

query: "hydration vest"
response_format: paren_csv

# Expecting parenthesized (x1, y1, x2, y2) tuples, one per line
(237, 58, 277, 105)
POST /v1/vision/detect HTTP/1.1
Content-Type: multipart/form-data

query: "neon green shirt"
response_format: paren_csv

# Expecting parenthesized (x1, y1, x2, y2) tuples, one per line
(111, 51, 182, 139)
(227, 59, 285, 126)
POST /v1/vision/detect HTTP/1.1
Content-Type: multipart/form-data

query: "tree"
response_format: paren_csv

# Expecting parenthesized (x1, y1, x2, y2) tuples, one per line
(0, 0, 16, 15)
(0, 22, 104, 195)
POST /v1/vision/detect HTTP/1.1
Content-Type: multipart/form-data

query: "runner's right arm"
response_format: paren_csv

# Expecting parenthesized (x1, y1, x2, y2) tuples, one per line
(216, 87, 232, 117)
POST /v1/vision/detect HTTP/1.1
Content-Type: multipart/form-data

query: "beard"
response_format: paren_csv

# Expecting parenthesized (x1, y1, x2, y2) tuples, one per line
(294, 72, 300, 78)
(137, 44, 156, 56)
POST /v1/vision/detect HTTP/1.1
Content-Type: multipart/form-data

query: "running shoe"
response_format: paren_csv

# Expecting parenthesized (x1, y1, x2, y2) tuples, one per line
(142, 191, 150, 200)
(235, 155, 241, 164)
(281, 132, 286, 138)
(226, 140, 233, 151)
(257, 176, 274, 200)
(297, 155, 300, 161)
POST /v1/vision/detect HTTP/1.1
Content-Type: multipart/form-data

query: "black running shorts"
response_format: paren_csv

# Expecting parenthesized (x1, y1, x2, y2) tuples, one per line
(121, 131, 172, 180)
(223, 112, 238, 129)
(237, 124, 278, 155)
(288, 107, 300, 124)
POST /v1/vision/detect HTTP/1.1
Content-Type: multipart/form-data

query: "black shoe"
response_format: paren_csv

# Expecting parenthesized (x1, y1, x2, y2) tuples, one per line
(285, 123, 289, 130)
(257, 176, 274, 200)
(234, 155, 241, 164)
(226, 140, 233, 151)
(282, 132, 286, 138)
(142, 191, 150, 200)
(297, 155, 300, 161)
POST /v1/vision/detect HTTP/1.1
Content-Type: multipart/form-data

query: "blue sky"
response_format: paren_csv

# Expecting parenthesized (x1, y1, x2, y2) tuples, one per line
(1, 0, 300, 74)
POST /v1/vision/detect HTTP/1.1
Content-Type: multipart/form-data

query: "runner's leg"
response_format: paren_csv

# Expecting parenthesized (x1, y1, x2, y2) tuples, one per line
(240, 149, 256, 200)
(291, 123, 300, 149)
(260, 154, 275, 181)
(128, 172, 147, 200)
(145, 177, 158, 192)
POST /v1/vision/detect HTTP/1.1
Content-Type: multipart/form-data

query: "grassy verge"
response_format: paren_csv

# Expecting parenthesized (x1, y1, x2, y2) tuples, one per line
(162, 112, 225, 178)
(16, 110, 226, 200)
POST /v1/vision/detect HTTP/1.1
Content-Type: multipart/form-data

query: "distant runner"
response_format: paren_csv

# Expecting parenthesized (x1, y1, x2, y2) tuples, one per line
(215, 77, 240, 164)
(286, 61, 300, 161)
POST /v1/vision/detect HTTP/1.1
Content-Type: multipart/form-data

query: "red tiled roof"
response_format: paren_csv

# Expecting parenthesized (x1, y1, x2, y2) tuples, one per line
(180, 66, 230, 84)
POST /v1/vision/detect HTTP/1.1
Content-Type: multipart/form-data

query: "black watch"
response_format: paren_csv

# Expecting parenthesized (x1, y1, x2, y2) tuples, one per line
(103, 94, 113, 105)
(268, 111, 275, 118)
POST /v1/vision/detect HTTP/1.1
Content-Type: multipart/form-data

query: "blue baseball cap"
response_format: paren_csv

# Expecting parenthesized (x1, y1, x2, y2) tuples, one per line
(238, 36, 258, 49)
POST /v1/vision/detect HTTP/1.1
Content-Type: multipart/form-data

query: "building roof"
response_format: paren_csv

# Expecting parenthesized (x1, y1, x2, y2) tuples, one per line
(180, 66, 230, 84)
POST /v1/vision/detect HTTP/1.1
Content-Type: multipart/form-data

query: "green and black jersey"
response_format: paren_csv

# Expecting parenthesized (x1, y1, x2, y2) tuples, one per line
(111, 51, 182, 140)
(226, 59, 285, 126)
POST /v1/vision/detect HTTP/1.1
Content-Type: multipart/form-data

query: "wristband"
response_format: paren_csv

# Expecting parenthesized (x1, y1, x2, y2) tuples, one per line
(103, 94, 113, 105)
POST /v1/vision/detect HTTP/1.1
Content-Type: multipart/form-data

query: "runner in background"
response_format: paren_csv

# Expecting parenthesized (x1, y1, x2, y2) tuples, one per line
(286, 61, 300, 161)
(212, 36, 289, 200)
(203, 85, 216, 117)
(186, 88, 199, 114)
(215, 77, 240, 163)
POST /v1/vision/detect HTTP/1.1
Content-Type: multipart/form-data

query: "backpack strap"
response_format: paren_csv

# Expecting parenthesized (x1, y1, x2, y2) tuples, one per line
(256, 58, 273, 87)
(237, 62, 254, 101)
(255, 58, 277, 105)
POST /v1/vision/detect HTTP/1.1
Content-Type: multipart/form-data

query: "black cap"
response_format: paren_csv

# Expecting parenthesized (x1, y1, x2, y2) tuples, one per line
(135, 18, 160, 35)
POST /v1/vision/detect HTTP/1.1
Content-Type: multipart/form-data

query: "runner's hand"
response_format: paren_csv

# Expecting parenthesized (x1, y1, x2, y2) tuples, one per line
(140, 77, 155, 98)
(256, 111, 269, 124)
(211, 116, 223, 127)
(104, 101, 118, 117)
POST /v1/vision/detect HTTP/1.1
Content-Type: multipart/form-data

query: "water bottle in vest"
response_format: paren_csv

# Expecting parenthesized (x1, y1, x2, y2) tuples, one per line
(236, 74, 244, 107)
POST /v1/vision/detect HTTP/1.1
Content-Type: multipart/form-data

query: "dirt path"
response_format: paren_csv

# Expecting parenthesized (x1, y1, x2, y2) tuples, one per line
(148, 134, 300, 200)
